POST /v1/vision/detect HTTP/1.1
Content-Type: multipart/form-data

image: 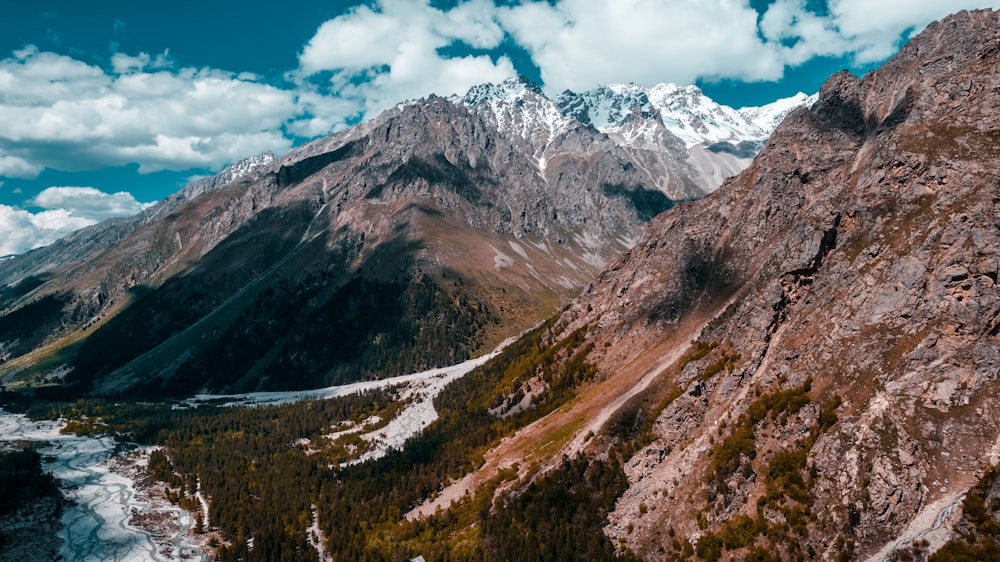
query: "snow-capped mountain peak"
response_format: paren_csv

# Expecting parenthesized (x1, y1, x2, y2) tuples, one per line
(458, 75, 576, 163)
(462, 74, 541, 106)
(644, 83, 764, 147)
(555, 83, 656, 131)
(218, 151, 275, 184)
(457, 75, 815, 156)
(738, 92, 818, 134)
(552, 81, 812, 148)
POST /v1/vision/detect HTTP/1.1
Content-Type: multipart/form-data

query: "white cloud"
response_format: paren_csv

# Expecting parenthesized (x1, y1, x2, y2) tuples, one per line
(296, 0, 515, 119)
(0, 48, 307, 178)
(0, 206, 94, 256)
(500, 0, 784, 93)
(0, 152, 42, 178)
(829, 0, 995, 44)
(110, 50, 173, 74)
(500, 0, 1000, 93)
(30, 186, 152, 220)
(764, 0, 1000, 65)
(0, 186, 153, 255)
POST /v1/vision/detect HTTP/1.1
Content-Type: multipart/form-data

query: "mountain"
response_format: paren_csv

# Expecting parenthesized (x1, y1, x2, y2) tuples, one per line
(0, 69, 809, 397)
(0, 87, 678, 396)
(5, 8, 996, 562)
(459, 76, 714, 200)
(560, 82, 755, 146)
(555, 81, 816, 195)
(402, 8, 1000, 560)
(457, 76, 705, 202)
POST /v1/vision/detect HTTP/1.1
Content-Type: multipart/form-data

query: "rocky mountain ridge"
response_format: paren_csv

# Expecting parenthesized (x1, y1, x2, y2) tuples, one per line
(588, 8, 1000, 559)
(401, 8, 1000, 561)
(462, 75, 815, 199)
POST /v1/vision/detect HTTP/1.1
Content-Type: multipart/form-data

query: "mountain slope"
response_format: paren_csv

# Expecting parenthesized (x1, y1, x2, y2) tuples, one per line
(0, 91, 681, 396)
(415, 8, 1000, 560)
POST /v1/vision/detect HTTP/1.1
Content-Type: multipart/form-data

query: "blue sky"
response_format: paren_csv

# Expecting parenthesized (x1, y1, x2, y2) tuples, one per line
(0, 0, 996, 255)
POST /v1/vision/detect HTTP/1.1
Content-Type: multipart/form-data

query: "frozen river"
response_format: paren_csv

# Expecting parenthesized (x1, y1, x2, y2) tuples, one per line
(0, 410, 204, 562)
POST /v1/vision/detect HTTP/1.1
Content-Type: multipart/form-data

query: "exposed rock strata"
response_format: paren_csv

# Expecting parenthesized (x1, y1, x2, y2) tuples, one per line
(534, 9, 1000, 559)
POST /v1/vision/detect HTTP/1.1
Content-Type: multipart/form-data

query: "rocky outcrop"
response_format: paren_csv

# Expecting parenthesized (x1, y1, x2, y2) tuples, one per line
(525, 8, 1000, 560)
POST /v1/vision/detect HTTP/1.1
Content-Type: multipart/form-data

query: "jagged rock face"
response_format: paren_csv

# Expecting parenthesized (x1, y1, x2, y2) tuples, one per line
(463, 76, 815, 202)
(0, 92, 682, 395)
(548, 9, 1000, 559)
(460, 77, 706, 202)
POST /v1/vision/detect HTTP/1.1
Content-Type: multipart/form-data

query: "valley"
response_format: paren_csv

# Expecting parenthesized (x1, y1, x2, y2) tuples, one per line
(0, 342, 510, 561)
(2, 7, 1000, 562)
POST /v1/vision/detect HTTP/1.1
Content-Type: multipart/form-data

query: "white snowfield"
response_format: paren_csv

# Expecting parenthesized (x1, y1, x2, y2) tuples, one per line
(185, 342, 509, 410)
(342, 346, 505, 466)
(187, 339, 513, 465)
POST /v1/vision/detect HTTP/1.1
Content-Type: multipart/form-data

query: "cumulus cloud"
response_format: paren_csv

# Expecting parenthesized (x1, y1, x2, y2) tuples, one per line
(498, 0, 1000, 93)
(0, 47, 306, 178)
(30, 186, 152, 220)
(0, 205, 96, 256)
(762, 0, 1000, 65)
(500, 0, 783, 93)
(0, 152, 42, 178)
(0, 186, 153, 255)
(295, 0, 515, 119)
(300, 0, 1000, 105)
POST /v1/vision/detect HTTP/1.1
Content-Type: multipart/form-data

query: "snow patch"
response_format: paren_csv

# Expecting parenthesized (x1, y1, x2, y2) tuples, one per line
(490, 244, 514, 269)
(343, 343, 511, 465)
(188, 341, 514, 466)
(307, 504, 332, 562)
(507, 240, 529, 260)
(572, 232, 608, 267)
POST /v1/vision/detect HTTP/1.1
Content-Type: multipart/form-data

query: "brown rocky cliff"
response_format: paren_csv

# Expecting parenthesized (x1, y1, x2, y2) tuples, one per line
(547, 9, 1000, 560)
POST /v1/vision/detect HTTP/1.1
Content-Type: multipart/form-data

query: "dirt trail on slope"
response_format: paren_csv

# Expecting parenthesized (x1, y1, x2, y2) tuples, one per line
(405, 306, 719, 521)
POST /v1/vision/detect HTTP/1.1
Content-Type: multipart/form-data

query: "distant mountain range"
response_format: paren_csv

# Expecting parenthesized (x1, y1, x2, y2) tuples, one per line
(462, 75, 814, 198)
(0, 74, 810, 397)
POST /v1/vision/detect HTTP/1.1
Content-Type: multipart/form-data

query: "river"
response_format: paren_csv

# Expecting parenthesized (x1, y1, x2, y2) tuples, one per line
(0, 410, 205, 562)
